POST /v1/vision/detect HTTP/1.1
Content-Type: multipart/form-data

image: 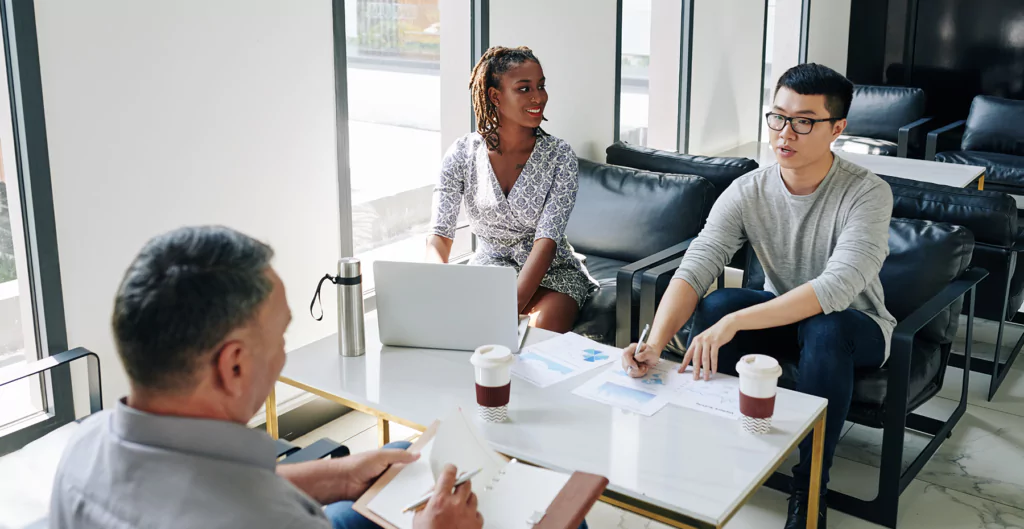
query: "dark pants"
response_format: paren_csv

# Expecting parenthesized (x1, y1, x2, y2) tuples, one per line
(689, 288, 886, 489)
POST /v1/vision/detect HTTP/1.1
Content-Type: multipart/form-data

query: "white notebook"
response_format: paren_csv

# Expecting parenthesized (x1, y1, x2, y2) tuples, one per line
(357, 409, 579, 529)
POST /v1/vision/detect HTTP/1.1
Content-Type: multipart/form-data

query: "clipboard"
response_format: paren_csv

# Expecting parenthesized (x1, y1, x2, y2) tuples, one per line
(353, 420, 608, 529)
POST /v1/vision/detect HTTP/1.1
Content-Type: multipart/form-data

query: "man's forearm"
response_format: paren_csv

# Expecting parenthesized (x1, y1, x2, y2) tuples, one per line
(277, 460, 349, 505)
(647, 279, 701, 351)
(728, 282, 822, 331)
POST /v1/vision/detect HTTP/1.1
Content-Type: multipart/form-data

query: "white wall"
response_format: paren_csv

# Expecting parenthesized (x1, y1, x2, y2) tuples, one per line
(440, 0, 472, 150)
(34, 0, 341, 409)
(806, 0, 851, 74)
(769, 0, 804, 96)
(489, 0, 618, 160)
(687, 0, 766, 155)
(646, 0, 683, 151)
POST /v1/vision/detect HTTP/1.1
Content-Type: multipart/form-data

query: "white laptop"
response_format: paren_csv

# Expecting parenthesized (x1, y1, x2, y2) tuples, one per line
(373, 261, 523, 352)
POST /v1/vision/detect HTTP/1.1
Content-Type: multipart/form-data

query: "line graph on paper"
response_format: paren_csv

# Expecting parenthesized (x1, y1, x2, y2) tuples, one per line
(669, 375, 741, 420)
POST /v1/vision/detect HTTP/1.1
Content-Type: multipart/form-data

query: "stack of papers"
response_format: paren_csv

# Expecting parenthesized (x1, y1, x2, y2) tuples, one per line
(511, 333, 619, 388)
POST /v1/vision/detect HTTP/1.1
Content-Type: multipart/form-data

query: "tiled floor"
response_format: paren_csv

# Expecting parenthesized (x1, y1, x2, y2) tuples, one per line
(296, 329, 1024, 528)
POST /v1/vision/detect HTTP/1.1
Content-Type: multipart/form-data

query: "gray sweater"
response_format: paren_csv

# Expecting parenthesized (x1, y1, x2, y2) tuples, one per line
(673, 154, 896, 362)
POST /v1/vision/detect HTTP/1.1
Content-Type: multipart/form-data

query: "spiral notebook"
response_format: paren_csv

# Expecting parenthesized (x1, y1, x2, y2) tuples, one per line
(354, 409, 607, 529)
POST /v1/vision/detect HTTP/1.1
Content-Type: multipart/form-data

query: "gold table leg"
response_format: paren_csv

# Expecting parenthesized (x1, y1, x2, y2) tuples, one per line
(265, 385, 279, 439)
(378, 416, 390, 447)
(977, 174, 985, 190)
(806, 412, 826, 529)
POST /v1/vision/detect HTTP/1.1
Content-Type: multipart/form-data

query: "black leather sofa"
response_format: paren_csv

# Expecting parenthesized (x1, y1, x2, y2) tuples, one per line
(832, 85, 931, 158)
(882, 175, 1024, 399)
(604, 141, 758, 200)
(567, 159, 715, 347)
(636, 218, 986, 528)
(928, 95, 1024, 196)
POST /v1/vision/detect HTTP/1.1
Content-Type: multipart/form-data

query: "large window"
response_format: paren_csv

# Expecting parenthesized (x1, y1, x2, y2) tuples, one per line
(0, 1, 71, 455)
(344, 0, 472, 291)
(618, 0, 651, 146)
(345, 0, 443, 291)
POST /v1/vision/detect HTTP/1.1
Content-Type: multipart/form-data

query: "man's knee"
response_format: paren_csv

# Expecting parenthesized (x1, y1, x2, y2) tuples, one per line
(382, 440, 412, 450)
(797, 312, 861, 369)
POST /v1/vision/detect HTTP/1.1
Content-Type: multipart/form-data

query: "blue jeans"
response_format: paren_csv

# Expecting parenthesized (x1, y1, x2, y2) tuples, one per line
(325, 441, 413, 529)
(324, 441, 588, 529)
(689, 288, 885, 489)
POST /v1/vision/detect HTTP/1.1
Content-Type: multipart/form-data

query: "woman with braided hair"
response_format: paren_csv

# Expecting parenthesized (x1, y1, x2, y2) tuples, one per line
(426, 46, 597, 333)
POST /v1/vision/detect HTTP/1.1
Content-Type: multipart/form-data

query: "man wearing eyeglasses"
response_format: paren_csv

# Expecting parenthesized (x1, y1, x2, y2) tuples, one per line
(621, 63, 894, 529)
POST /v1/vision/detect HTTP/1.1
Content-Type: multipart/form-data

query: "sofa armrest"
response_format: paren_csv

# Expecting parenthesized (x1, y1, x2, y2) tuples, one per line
(893, 267, 987, 341)
(635, 257, 689, 339)
(615, 238, 694, 347)
(898, 116, 936, 158)
(926, 120, 966, 161)
(886, 267, 987, 418)
(279, 438, 350, 464)
(0, 348, 102, 415)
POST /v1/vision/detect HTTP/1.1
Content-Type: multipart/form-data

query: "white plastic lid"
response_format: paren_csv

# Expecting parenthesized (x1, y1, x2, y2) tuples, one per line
(470, 344, 514, 369)
(735, 354, 782, 379)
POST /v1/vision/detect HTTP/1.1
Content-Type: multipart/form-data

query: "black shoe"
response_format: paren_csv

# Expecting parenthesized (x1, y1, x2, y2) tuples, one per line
(784, 490, 827, 529)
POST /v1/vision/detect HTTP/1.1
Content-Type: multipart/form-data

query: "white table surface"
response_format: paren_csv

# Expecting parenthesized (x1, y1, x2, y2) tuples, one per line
(280, 311, 827, 528)
(717, 141, 985, 188)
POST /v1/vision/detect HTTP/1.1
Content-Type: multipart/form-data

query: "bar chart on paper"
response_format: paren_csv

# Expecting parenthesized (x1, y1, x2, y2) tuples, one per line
(511, 333, 619, 388)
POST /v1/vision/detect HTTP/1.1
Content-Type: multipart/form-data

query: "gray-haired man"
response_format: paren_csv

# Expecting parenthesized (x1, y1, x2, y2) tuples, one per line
(49, 226, 482, 529)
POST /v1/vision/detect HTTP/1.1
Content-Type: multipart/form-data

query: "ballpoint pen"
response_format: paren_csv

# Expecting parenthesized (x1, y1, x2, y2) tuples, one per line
(626, 324, 650, 376)
(401, 467, 483, 514)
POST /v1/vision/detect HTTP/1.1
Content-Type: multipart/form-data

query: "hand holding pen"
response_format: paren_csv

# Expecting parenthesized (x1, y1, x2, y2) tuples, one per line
(622, 324, 659, 378)
(408, 464, 483, 529)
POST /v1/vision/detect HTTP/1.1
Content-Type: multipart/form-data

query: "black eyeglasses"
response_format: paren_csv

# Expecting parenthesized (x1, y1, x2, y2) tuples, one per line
(764, 112, 839, 135)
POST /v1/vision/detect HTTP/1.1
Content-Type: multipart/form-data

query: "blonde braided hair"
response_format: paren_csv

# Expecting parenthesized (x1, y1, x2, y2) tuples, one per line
(469, 46, 547, 154)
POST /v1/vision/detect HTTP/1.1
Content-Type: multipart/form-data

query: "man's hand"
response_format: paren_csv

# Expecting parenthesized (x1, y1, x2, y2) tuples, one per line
(279, 448, 420, 505)
(680, 315, 739, 380)
(621, 343, 660, 378)
(414, 464, 483, 529)
(337, 449, 421, 500)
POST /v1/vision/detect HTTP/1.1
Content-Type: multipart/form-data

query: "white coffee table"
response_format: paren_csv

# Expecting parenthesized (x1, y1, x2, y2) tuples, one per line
(717, 141, 986, 189)
(267, 312, 827, 529)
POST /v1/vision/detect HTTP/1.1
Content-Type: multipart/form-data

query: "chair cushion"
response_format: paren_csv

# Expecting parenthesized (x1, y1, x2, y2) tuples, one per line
(843, 85, 926, 143)
(572, 255, 641, 346)
(882, 219, 974, 344)
(604, 142, 758, 198)
(935, 150, 1024, 188)
(566, 159, 714, 262)
(833, 135, 898, 157)
(849, 339, 943, 411)
(962, 95, 1024, 156)
(881, 174, 1018, 248)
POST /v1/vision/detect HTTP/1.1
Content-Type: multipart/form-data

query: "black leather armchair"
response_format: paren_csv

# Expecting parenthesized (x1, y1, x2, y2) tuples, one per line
(604, 141, 758, 200)
(832, 85, 931, 158)
(882, 175, 1024, 399)
(637, 219, 986, 528)
(566, 159, 715, 348)
(929, 95, 1024, 195)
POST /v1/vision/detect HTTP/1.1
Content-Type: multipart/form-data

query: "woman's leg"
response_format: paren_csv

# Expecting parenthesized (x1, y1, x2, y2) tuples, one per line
(523, 287, 580, 333)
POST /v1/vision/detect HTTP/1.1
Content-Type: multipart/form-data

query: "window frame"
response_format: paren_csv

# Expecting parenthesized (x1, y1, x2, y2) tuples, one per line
(0, 0, 74, 456)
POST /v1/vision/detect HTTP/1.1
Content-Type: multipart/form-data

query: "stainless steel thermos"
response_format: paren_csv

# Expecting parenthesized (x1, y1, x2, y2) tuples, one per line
(336, 258, 365, 357)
